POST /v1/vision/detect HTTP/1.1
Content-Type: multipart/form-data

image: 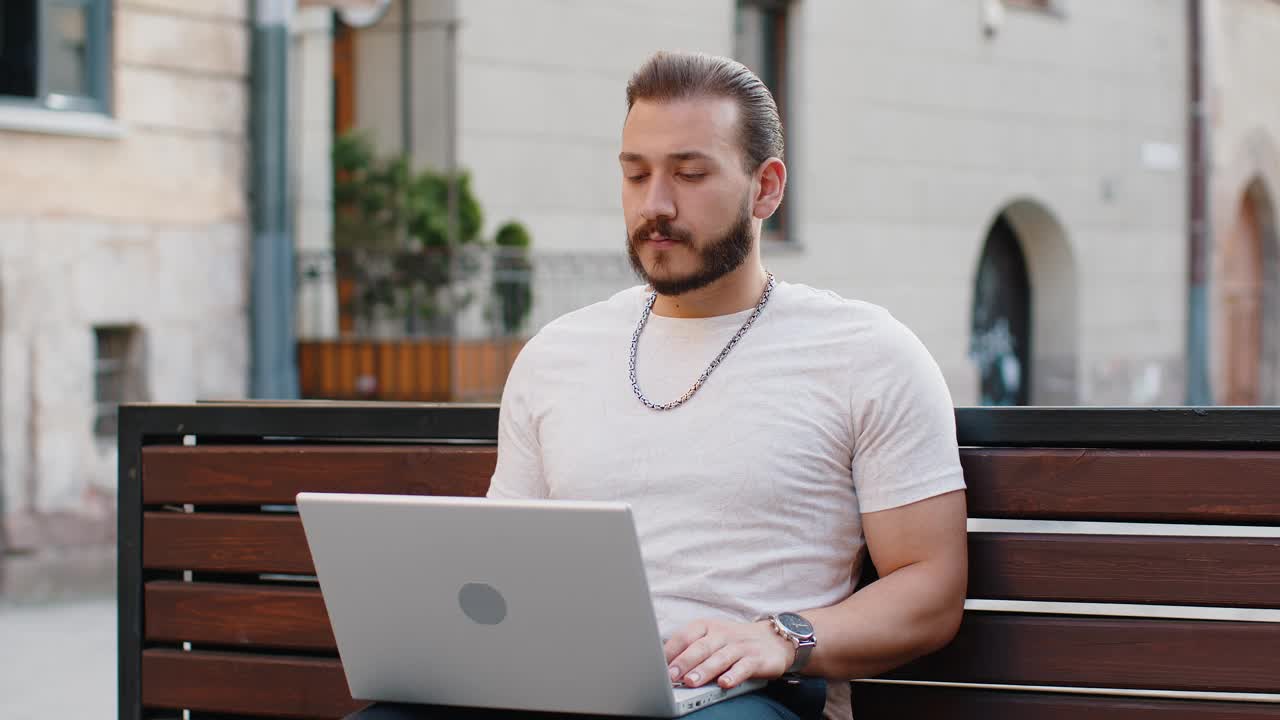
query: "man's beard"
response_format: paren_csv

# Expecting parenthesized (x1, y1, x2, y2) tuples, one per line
(626, 202, 754, 297)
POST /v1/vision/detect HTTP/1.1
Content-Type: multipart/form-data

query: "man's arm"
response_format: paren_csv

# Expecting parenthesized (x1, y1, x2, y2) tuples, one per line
(798, 488, 967, 679)
(486, 341, 548, 499)
(665, 489, 966, 688)
(666, 316, 968, 689)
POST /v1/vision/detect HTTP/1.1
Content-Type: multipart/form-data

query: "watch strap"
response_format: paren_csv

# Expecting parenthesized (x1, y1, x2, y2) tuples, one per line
(788, 637, 815, 674)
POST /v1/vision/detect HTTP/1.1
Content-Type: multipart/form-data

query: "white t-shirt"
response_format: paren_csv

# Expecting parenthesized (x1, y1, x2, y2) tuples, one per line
(487, 281, 966, 720)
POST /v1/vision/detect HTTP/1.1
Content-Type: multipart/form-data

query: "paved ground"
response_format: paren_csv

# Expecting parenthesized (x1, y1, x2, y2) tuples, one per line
(0, 597, 116, 720)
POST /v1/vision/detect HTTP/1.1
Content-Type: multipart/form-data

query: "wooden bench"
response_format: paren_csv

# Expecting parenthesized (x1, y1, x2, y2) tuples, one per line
(118, 403, 1280, 719)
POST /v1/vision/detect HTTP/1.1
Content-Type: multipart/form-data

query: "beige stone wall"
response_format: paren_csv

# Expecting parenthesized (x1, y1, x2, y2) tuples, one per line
(0, 2, 249, 223)
(437, 0, 1189, 405)
(0, 1, 251, 551)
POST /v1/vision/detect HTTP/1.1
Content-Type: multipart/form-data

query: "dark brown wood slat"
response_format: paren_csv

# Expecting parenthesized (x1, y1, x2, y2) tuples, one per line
(886, 613, 1280, 693)
(969, 533, 1280, 608)
(852, 683, 1280, 719)
(142, 445, 496, 505)
(140, 531, 1280, 651)
(142, 445, 1280, 521)
(144, 513, 312, 574)
(954, 407, 1280, 449)
(962, 448, 1280, 523)
(142, 649, 365, 719)
(145, 582, 335, 651)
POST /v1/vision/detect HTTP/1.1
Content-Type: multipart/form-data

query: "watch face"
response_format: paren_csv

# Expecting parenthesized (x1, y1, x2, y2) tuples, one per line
(778, 613, 814, 637)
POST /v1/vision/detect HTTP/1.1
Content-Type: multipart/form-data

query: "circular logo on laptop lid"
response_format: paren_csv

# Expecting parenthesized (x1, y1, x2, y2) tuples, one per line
(458, 582, 507, 625)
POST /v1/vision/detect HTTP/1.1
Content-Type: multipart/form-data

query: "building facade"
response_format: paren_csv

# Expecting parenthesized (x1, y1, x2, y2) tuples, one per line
(0, 0, 250, 582)
(336, 0, 1204, 406)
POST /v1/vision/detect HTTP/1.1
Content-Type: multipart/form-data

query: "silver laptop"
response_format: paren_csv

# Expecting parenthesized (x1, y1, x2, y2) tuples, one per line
(296, 492, 765, 717)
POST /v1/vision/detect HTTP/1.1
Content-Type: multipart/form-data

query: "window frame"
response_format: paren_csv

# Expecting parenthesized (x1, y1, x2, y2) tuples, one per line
(0, 0, 113, 116)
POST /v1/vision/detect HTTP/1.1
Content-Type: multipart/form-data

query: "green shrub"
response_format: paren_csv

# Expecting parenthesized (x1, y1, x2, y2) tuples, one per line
(492, 221, 533, 335)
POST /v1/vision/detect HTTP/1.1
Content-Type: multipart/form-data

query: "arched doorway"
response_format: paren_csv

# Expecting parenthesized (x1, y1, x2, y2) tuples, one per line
(1215, 178, 1278, 404)
(970, 215, 1032, 406)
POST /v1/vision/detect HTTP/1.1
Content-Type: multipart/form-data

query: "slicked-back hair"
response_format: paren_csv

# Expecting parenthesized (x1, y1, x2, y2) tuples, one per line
(625, 51, 784, 174)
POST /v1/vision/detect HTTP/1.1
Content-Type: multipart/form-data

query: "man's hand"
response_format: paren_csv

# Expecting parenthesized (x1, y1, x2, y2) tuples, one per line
(663, 618, 795, 689)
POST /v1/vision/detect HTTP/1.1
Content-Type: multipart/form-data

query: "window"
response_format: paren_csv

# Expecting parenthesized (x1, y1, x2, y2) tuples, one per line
(94, 326, 144, 439)
(0, 0, 111, 113)
(734, 0, 792, 243)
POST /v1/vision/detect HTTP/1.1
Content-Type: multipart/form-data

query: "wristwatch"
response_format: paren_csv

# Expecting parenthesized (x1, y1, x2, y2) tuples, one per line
(767, 612, 816, 674)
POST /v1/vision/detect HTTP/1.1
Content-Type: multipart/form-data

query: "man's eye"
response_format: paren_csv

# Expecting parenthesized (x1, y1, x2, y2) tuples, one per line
(677, 173, 706, 181)
(626, 174, 649, 183)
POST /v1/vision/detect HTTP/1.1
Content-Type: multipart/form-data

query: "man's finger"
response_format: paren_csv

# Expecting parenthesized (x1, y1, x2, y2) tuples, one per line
(682, 644, 743, 688)
(663, 621, 708, 663)
(671, 635, 727, 681)
(718, 654, 758, 689)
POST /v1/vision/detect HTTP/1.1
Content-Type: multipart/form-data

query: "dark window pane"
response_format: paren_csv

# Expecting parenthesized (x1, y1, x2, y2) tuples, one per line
(95, 369, 124, 403)
(94, 406, 117, 437)
(1007, 0, 1053, 10)
(0, 0, 38, 98)
(95, 326, 141, 439)
(970, 216, 1033, 406)
(45, 2, 89, 98)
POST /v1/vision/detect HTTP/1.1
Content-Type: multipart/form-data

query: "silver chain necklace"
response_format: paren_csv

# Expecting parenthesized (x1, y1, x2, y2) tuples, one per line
(629, 273, 776, 411)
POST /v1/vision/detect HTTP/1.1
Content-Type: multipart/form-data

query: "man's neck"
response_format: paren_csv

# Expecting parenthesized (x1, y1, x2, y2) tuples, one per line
(651, 262, 769, 319)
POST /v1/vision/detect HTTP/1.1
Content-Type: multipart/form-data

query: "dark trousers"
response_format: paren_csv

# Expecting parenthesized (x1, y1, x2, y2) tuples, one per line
(344, 678, 827, 720)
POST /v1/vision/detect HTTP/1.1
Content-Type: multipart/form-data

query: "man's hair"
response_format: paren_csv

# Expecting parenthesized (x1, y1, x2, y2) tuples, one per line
(625, 51, 784, 174)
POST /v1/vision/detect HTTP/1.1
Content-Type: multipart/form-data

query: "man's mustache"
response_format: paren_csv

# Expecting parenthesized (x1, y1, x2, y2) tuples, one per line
(631, 220, 693, 246)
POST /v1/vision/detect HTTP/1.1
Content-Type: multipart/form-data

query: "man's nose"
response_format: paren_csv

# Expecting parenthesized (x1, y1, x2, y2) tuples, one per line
(639, 176, 676, 222)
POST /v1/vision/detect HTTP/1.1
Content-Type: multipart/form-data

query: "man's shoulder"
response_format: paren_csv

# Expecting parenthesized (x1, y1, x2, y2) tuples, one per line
(773, 282, 900, 335)
(774, 282, 935, 366)
(514, 285, 646, 360)
(538, 284, 646, 336)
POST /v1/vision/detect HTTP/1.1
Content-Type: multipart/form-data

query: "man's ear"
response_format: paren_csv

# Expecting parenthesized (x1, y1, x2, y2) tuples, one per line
(753, 158, 787, 220)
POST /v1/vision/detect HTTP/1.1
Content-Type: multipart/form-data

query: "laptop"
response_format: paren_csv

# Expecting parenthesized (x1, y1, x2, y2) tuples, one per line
(296, 492, 765, 717)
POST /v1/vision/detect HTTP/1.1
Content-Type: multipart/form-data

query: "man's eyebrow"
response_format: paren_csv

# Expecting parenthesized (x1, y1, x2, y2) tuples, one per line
(668, 151, 714, 162)
(618, 151, 716, 163)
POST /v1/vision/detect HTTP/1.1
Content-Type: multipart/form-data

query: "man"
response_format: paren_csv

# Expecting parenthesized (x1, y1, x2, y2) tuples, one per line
(486, 51, 968, 720)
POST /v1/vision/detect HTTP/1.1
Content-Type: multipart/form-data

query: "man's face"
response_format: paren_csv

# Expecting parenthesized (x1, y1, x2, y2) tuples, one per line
(620, 97, 757, 296)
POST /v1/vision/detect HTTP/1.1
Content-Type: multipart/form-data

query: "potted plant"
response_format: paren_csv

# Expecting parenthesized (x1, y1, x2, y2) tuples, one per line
(491, 220, 534, 336)
(331, 131, 485, 337)
(304, 131, 532, 402)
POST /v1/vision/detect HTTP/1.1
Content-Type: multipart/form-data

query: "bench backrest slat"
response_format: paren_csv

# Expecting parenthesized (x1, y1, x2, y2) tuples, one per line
(144, 512, 312, 575)
(885, 613, 1280, 693)
(963, 448, 1280, 523)
(853, 684, 1280, 719)
(145, 581, 334, 651)
(142, 444, 496, 505)
(142, 649, 362, 719)
(969, 533, 1280, 608)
